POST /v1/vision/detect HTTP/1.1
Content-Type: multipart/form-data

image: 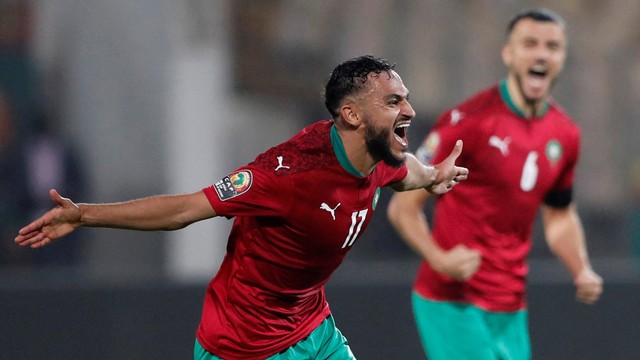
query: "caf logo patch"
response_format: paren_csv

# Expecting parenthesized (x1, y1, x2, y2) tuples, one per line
(214, 170, 253, 201)
(416, 132, 440, 164)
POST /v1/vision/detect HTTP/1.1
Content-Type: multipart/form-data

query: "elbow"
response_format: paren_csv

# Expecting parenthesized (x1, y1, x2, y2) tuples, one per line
(163, 216, 195, 231)
(166, 223, 188, 231)
(159, 223, 185, 232)
(387, 191, 429, 224)
(387, 192, 425, 228)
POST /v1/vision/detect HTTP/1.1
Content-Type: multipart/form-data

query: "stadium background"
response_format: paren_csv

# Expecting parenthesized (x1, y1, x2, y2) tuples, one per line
(1, 0, 639, 359)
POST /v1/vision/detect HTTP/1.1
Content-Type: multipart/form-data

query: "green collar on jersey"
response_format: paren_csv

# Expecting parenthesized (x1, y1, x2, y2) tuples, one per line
(331, 125, 365, 177)
(499, 79, 549, 119)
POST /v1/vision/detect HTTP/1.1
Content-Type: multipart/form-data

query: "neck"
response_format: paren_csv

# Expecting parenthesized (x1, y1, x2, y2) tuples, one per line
(505, 77, 548, 118)
(332, 122, 377, 176)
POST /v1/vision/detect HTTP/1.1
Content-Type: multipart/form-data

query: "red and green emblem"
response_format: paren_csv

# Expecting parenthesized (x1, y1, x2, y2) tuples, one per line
(214, 170, 253, 201)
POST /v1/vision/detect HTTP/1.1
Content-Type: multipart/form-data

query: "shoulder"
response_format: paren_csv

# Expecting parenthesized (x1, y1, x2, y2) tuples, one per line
(251, 120, 335, 174)
(417, 86, 504, 164)
(434, 85, 503, 128)
(541, 101, 581, 149)
(548, 102, 580, 131)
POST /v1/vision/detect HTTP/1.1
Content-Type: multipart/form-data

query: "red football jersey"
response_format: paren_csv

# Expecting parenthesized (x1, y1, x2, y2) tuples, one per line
(196, 120, 407, 359)
(413, 81, 580, 312)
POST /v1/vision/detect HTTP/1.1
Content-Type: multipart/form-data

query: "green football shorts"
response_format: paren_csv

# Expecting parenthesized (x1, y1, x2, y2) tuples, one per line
(194, 315, 356, 359)
(412, 292, 531, 360)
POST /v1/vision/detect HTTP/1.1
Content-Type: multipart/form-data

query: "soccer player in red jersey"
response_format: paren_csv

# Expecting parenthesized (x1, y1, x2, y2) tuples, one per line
(387, 8, 603, 360)
(15, 55, 468, 359)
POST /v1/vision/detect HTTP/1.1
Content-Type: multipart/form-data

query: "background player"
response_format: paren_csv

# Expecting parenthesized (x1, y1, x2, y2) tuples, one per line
(387, 8, 602, 360)
(15, 55, 468, 359)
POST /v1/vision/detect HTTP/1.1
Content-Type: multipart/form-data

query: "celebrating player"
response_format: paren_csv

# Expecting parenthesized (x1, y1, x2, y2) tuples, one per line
(16, 55, 467, 359)
(387, 8, 603, 360)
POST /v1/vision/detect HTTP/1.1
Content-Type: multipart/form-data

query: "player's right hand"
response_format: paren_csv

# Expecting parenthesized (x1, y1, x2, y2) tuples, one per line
(15, 189, 81, 249)
(574, 268, 603, 305)
(428, 140, 468, 195)
(432, 244, 481, 281)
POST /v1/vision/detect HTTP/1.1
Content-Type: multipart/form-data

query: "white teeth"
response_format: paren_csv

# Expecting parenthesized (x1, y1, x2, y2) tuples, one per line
(394, 122, 410, 147)
(395, 123, 410, 132)
(530, 65, 547, 74)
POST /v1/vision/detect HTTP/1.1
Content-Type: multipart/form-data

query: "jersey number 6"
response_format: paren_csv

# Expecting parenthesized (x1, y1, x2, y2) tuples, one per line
(520, 151, 539, 192)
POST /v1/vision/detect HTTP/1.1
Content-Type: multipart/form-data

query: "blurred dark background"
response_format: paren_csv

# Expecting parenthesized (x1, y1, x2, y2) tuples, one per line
(1, 0, 639, 359)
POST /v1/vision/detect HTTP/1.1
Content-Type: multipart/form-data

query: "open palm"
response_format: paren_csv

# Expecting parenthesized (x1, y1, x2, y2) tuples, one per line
(15, 189, 81, 248)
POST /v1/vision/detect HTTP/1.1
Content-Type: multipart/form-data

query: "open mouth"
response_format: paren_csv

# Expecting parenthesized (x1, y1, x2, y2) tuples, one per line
(394, 122, 410, 148)
(528, 64, 548, 78)
(523, 63, 550, 97)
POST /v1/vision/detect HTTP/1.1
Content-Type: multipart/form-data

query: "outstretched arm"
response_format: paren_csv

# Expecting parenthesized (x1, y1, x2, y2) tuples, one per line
(542, 204, 603, 304)
(15, 189, 216, 249)
(393, 140, 468, 194)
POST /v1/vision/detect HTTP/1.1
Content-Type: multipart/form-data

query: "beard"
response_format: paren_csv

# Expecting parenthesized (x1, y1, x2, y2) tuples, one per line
(514, 73, 537, 105)
(514, 72, 557, 104)
(365, 123, 405, 168)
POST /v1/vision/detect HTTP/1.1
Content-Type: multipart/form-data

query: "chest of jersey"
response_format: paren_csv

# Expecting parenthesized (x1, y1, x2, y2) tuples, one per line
(284, 170, 381, 254)
(469, 113, 570, 200)
(236, 167, 383, 288)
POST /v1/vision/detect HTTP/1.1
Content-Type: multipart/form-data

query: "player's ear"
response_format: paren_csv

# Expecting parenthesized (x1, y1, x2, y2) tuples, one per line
(501, 44, 512, 66)
(339, 103, 362, 128)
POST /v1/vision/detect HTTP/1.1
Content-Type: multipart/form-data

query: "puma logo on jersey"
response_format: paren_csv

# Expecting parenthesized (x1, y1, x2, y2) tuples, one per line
(488, 135, 511, 156)
(450, 109, 464, 125)
(320, 202, 341, 220)
(275, 156, 291, 171)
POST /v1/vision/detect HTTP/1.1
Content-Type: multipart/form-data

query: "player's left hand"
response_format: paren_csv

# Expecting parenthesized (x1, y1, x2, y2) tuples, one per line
(574, 268, 603, 305)
(429, 140, 469, 195)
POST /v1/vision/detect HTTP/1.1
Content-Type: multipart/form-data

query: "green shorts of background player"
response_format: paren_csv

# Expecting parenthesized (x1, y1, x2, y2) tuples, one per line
(413, 293, 531, 360)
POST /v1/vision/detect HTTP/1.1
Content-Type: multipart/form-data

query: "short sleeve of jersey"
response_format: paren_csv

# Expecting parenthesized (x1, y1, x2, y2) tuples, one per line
(377, 161, 409, 188)
(551, 127, 580, 193)
(203, 165, 292, 218)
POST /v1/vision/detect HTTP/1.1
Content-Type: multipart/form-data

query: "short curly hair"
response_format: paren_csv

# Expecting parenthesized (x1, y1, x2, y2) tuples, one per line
(323, 55, 395, 118)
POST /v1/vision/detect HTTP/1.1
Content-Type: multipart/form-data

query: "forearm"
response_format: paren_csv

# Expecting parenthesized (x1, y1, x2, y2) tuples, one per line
(399, 215, 443, 265)
(543, 205, 593, 278)
(387, 191, 442, 263)
(79, 192, 213, 231)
